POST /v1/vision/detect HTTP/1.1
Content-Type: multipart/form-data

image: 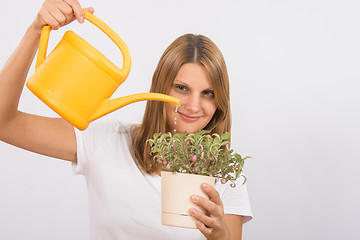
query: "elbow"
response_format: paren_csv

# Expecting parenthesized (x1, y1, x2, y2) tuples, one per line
(0, 112, 18, 142)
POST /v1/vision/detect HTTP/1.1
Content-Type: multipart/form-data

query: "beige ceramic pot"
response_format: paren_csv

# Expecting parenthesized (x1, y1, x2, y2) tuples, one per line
(161, 171, 215, 228)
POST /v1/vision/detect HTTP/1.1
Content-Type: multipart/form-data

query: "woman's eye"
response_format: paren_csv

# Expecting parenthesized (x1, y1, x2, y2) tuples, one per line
(203, 90, 214, 97)
(175, 85, 187, 92)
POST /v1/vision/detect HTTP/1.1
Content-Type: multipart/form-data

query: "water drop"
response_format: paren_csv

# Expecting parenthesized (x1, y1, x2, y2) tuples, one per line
(173, 105, 179, 133)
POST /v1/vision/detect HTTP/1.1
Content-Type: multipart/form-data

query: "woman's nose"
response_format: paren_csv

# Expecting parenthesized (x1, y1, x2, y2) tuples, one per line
(183, 94, 201, 113)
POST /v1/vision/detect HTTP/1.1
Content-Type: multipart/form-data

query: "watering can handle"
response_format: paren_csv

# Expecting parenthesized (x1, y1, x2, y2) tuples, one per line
(36, 9, 131, 81)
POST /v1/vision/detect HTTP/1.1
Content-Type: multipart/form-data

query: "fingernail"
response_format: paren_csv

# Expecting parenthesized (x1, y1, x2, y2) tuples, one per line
(190, 208, 196, 215)
(202, 183, 208, 189)
(79, 16, 84, 23)
(192, 195, 199, 202)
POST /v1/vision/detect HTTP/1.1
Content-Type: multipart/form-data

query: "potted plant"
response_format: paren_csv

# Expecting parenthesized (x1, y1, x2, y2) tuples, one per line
(147, 130, 250, 228)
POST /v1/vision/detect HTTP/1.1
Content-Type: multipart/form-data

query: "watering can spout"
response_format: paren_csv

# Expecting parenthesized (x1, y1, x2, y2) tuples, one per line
(89, 93, 180, 122)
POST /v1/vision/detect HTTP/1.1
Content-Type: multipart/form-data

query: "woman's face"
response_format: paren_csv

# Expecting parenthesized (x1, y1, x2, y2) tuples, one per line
(165, 63, 217, 133)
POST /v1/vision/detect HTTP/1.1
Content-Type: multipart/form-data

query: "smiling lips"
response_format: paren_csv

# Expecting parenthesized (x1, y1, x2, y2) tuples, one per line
(178, 111, 201, 122)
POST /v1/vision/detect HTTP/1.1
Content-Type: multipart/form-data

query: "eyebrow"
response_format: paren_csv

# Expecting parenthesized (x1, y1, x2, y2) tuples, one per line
(173, 79, 214, 91)
(173, 79, 188, 86)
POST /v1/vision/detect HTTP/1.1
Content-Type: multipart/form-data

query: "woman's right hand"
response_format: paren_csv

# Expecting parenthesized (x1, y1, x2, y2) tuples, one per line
(30, 0, 94, 34)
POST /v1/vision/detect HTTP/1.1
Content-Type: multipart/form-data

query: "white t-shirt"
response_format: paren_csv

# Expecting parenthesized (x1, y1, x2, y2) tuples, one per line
(73, 120, 252, 239)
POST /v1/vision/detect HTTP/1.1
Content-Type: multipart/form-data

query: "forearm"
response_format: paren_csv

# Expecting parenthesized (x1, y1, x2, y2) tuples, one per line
(0, 25, 41, 124)
(226, 214, 243, 240)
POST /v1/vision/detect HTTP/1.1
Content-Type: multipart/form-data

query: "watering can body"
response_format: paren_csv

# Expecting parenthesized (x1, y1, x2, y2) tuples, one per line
(26, 10, 179, 130)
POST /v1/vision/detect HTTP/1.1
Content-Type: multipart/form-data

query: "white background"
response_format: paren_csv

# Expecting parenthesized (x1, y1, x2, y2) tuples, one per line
(1, 0, 360, 239)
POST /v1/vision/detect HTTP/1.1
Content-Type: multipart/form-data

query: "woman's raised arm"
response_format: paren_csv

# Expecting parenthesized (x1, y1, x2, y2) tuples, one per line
(0, 0, 94, 162)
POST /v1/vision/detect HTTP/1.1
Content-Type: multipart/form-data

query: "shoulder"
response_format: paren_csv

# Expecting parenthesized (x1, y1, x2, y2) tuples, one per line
(74, 119, 139, 154)
(82, 119, 138, 136)
(73, 119, 140, 174)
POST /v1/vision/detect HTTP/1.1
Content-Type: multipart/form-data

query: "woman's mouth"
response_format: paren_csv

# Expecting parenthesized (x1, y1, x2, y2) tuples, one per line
(178, 112, 201, 123)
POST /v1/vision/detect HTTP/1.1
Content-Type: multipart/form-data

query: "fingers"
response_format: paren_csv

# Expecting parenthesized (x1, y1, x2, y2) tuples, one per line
(190, 184, 227, 239)
(191, 183, 223, 217)
(55, 1, 75, 25)
(63, 0, 84, 23)
(195, 221, 212, 238)
(84, 7, 95, 14)
(201, 183, 222, 206)
(189, 208, 212, 239)
(44, 2, 73, 30)
(189, 207, 217, 228)
(189, 183, 224, 225)
(33, 0, 95, 32)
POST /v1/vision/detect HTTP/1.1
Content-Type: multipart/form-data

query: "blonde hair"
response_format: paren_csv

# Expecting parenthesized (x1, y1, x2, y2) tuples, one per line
(131, 34, 231, 174)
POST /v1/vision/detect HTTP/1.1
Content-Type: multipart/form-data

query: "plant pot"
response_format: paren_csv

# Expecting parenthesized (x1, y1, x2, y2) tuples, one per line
(161, 171, 215, 228)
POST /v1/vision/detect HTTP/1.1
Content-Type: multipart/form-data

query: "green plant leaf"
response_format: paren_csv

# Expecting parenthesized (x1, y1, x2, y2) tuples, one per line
(147, 130, 250, 188)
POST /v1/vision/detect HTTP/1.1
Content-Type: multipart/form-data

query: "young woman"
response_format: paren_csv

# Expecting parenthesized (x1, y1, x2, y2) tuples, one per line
(0, 0, 252, 239)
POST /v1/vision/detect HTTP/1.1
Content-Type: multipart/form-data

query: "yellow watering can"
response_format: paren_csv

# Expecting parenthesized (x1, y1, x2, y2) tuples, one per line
(26, 10, 180, 130)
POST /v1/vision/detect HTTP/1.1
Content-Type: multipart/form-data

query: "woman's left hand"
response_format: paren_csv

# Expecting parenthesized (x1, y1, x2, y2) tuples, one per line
(189, 183, 231, 240)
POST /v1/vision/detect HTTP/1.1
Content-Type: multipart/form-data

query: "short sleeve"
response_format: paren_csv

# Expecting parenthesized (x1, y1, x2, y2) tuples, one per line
(216, 177, 253, 224)
(72, 119, 116, 175)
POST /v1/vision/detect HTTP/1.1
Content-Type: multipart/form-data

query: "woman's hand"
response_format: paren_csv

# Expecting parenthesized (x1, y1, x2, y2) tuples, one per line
(30, 0, 94, 34)
(190, 183, 231, 240)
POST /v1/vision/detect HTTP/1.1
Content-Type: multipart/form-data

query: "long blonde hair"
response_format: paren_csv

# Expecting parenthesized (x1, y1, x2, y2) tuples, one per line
(131, 34, 231, 174)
